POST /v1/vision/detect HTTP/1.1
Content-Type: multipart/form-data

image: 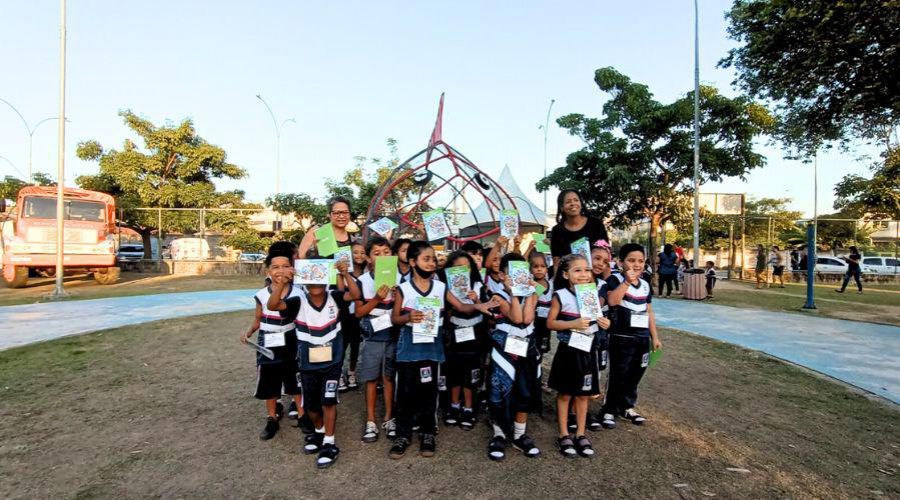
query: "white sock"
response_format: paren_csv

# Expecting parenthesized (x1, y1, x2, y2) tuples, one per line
(463, 407, 472, 413)
(451, 402, 461, 410)
(316, 426, 325, 434)
(492, 424, 505, 438)
(323, 434, 335, 445)
(514, 422, 526, 440)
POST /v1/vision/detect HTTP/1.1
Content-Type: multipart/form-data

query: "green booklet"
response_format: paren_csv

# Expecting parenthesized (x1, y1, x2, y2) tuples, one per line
(575, 282, 601, 319)
(532, 232, 551, 253)
(445, 266, 470, 300)
(534, 283, 547, 296)
(412, 296, 442, 337)
(648, 348, 663, 367)
(315, 223, 338, 257)
(374, 256, 399, 290)
(570, 237, 592, 267)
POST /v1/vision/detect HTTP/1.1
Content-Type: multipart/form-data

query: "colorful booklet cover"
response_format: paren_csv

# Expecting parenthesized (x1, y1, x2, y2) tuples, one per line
(575, 282, 601, 320)
(368, 217, 398, 237)
(412, 297, 442, 336)
(445, 266, 470, 301)
(648, 348, 663, 368)
(570, 237, 592, 267)
(499, 209, 519, 239)
(508, 261, 533, 297)
(534, 283, 547, 297)
(294, 259, 332, 285)
(422, 209, 451, 241)
(374, 256, 399, 290)
(532, 232, 551, 253)
(315, 223, 339, 257)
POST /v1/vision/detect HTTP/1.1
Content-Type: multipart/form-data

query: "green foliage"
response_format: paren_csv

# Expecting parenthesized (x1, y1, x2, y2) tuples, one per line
(834, 146, 900, 219)
(267, 193, 327, 230)
(536, 67, 773, 263)
(721, 0, 900, 152)
(220, 227, 271, 253)
(0, 172, 55, 200)
(816, 211, 876, 252)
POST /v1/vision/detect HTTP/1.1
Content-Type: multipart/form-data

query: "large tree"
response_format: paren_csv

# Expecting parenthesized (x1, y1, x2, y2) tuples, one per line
(76, 110, 250, 257)
(536, 67, 774, 266)
(0, 172, 54, 200)
(720, 0, 900, 152)
(833, 147, 900, 219)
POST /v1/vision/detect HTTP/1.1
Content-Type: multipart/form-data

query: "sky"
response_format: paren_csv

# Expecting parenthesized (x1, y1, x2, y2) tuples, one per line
(0, 0, 878, 219)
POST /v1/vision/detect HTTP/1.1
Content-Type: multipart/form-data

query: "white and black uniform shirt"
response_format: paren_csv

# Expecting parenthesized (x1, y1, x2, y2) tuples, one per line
(396, 278, 447, 363)
(535, 281, 554, 319)
(606, 271, 652, 337)
(284, 290, 346, 371)
(552, 288, 599, 346)
(449, 281, 484, 329)
(358, 271, 395, 342)
(492, 289, 535, 338)
(254, 285, 300, 365)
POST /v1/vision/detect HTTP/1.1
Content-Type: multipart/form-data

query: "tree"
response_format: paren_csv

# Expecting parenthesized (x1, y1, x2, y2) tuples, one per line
(0, 172, 55, 200)
(221, 227, 271, 254)
(536, 67, 774, 267)
(721, 0, 900, 152)
(834, 147, 900, 219)
(267, 192, 328, 231)
(76, 110, 249, 258)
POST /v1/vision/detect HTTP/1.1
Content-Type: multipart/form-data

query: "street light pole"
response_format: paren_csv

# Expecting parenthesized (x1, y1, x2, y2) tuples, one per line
(255, 94, 295, 196)
(0, 99, 61, 181)
(541, 99, 555, 216)
(51, 0, 68, 299)
(691, 0, 701, 268)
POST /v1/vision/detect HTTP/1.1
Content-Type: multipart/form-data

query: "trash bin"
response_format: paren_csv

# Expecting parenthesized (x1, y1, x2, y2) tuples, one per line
(683, 270, 708, 300)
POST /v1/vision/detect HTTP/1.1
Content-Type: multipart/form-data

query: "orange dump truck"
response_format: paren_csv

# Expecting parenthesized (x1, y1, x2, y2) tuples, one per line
(0, 186, 119, 288)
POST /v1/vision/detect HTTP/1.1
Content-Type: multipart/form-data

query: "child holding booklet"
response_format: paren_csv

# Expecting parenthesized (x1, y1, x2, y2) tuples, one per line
(547, 254, 611, 458)
(530, 251, 553, 354)
(267, 257, 361, 469)
(485, 253, 542, 461)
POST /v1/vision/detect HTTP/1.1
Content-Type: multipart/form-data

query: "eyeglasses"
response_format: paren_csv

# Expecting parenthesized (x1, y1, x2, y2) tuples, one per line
(331, 211, 351, 217)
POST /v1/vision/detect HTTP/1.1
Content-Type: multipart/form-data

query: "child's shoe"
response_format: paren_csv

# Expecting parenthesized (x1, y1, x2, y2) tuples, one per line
(575, 435, 595, 458)
(259, 417, 279, 440)
(443, 406, 460, 426)
(316, 443, 339, 469)
(557, 435, 577, 458)
(389, 437, 410, 459)
(347, 371, 358, 390)
(587, 413, 603, 432)
(361, 421, 379, 443)
(419, 433, 436, 458)
(459, 409, 476, 431)
(338, 374, 348, 392)
(303, 432, 324, 454)
(275, 401, 284, 420)
(600, 412, 617, 429)
(382, 418, 397, 439)
(511, 434, 540, 458)
(487, 435, 506, 461)
(622, 408, 646, 425)
(287, 401, 299, 419)
(296, 413, 315, 434)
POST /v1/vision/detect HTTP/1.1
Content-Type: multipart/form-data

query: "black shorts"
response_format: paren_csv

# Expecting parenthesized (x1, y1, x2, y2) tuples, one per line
(548, 341, 601, 396)
(254, 359, 301, 400)
(446, 349, 482, 389)
(773, 265, 784, 276)
(299, 362, 342, 413)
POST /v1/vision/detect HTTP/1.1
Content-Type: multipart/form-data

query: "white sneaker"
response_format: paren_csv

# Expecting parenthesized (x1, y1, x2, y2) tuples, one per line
(338, 375, 348, 392)
(382, 418, 397, 439)
(347, 372, 358, 389)
(623, 408, 646, 425)
(362, 421, 379, 443)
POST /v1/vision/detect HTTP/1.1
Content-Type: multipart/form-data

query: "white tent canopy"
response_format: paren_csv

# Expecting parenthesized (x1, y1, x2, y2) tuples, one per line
(456, 164, 548, 229)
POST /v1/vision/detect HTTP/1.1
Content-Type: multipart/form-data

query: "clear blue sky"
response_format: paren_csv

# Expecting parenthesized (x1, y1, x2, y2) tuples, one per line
(0, 0, 875, 218)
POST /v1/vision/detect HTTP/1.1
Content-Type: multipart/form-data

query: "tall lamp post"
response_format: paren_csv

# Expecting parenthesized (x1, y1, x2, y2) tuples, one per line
(255, 94, 295, 197)
(51, 0, 68, 299)
(0, 98, 63, 181)
(691, 0, 701, 268)
(539, 98, 555, 216)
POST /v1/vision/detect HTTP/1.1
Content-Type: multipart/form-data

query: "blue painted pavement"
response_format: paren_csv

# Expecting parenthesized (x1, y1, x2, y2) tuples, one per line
(0, 289, 896, 404)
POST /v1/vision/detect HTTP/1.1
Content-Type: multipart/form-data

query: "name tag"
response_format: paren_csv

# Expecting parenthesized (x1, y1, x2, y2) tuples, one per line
(420, 366, 433, 383)
(536, 306, 550, 317)
(264, 332, 285, 348)
(324, 379, 338, 399)
(455, 326, 476, 343)
(641, 352, 650, 368)
(568, 332, 594, 352)
(631, 313, 650, 328)
(371, 314, 392, 332)
(412, 333, 435, 344)
(437, 375, 447, 391)
(601, 349, 609, 368)
(504, 336, 528, 357)
(309, 344, 333, 363)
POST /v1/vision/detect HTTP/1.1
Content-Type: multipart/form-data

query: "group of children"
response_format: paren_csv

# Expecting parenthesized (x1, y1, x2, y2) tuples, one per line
(242, 232, 661, 469)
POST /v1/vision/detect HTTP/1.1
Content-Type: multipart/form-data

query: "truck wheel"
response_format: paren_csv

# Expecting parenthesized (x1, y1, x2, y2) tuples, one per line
(93, 266, 121, 285)
(2, 265, 29, 288)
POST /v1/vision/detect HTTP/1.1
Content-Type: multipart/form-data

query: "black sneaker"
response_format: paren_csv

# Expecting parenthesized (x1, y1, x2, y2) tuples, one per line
(303, 432, 324, 454)
(275, 401, 284, 421)
(297, 413, 316, 434)
(622, 408, 646, 425)
(539, 335, 551, 354)
(259, 417, 279, 440)
(511, 434, 541, 458)
(487, 435, 506, 461)
(600, 412, 616, 429)
(567, 413, 577, 433)
(316, 443, 340, 469)
(287, 401, 299, 420)
(419, 433, 436, 457)
(587, 413, 603, 432)
(389, 437, 410, 459)
(444, 406, 461, 426)
(459, 409, 476, 431)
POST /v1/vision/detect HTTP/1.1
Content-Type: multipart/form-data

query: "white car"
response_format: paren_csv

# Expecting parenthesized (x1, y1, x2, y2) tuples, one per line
(861, 256, 900, 275)
(814, 256, 874, 274)
(238, 253, 265, 263)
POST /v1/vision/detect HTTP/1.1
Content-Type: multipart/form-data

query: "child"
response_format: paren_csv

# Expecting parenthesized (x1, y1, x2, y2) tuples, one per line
(676, 260, 687, 295)
(530, 251, 553, 355)
(392, 238, 413, 283)
(439, 251, 489, 431)
(547, 254, 611, 458)
(354, 237, 398, 443)
(240, 241, 305, 440)
(600, 243, 662, 429)
(705, 260, 717, 298)
(267, 257, 361, 469)
(485, 253, 542, 461)
(389, 241, 487, 459)
(338, 242, 368, 392)
(483, 237, 507, 295)
(461, 240, 485, 279)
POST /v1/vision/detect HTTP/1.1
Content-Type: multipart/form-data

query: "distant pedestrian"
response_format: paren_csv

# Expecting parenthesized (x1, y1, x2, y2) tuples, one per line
(835, 246, 863, 294)
(769, 245, 786, 288)
(754, 244, 767, 289)
(657, 244, 678, 297)
(704, 261, 717, 298)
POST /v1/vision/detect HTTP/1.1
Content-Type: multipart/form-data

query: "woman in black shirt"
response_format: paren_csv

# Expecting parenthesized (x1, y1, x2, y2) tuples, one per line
(549, 190, 609, 269)
(836, 246, 863, 294)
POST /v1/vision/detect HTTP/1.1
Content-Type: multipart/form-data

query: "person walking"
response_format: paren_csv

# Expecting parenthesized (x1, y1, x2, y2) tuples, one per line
(835, 246, 863, 294)
(769, 245, 786, 288)
(657, 244, 678, 297)
(754, 244, 768, 289)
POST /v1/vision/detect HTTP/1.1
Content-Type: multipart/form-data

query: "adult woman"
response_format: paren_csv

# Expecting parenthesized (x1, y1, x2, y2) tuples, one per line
(549, 190, 609, 269)
(297, 196, 356, 258)
(836, 246, 863, 294)
(657, 244, 679, 297)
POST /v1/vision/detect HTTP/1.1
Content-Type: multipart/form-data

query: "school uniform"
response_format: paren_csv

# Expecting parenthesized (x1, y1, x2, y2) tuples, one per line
(253, 285, 302, 400)
(488, 290, 542, 436)
(602, 272, 652, 415)
(547, 288, 602, 396)
(596, 278, 610, 371)
(445, 281, 485, 390)
(705, 267, 717, 295)
(282, 290, 347, 413)
(395, 278, 448, 439)
(534, 280, 554, 353)
(357, 272, 398, 383)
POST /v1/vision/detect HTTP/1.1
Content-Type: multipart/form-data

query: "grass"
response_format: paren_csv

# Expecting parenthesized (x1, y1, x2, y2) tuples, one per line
(0, 312, 897, 499)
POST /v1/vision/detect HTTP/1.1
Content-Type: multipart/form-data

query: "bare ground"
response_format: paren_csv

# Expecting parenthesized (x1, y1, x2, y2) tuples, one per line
(0, 312, 897, 499)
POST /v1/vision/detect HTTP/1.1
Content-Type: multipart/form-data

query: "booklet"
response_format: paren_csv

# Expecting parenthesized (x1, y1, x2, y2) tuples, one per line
(575, 282, 601, 320)
(534, 282, 547, 297)
(422, 209, 451, 241)
(570, 237, 592, 267)
(532, 232, 551, 253)
(374, 256, 399, 290)
(294, 259, 332, 285)
(648, 348, 663, 368)
(499, 209, 519, 239)
(412, 296, 442, 337)
(508, 261, 533, 297)
(246, 339, 274, 360)
(445, 266, 471, 301)
(315, 223, 339, 257)
(368, 217, 398, 237)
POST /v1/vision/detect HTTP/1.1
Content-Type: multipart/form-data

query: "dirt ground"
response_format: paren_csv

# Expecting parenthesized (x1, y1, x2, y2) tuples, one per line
(0, 272, 262, 306)
(1, 312, 897, 499)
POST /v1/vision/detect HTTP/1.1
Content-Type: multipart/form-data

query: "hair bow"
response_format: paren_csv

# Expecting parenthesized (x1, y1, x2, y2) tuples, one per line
(593, 239, 610, 249)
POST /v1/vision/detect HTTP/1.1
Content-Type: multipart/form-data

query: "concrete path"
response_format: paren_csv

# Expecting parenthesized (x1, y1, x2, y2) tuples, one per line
(0, 290, 897, 404)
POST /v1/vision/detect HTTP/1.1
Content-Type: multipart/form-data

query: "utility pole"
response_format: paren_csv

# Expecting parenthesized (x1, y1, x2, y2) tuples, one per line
(51, 0, 68, 299)
(541, 99, 555, 216)
(0, 98, 62, 181)
(691, 0, 701, 268)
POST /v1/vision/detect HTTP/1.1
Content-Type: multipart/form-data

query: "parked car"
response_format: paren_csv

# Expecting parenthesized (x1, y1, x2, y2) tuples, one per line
(815, 256, 874, 273)
(238, 253, 265, 263)
(117, 244, 145, 262)
(861, 256, 900, 275)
